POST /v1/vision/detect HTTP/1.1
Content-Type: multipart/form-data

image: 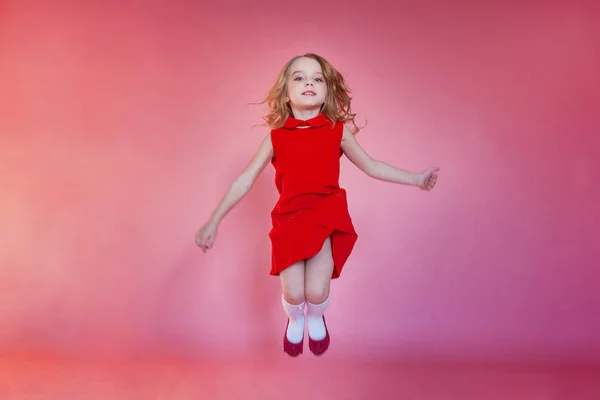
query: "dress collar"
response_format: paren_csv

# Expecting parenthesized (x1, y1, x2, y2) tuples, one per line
(283, 113, 330, 129)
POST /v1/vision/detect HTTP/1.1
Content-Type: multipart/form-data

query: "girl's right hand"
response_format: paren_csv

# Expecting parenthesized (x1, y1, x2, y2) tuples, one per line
(195, 221, 218, 253)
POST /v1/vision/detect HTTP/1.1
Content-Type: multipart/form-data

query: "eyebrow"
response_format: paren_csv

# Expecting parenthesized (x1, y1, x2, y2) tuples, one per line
(291, 70, 323, 75)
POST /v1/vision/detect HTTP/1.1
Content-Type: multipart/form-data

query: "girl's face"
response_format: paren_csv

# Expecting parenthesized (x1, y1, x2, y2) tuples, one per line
(286, 57, 327, 113)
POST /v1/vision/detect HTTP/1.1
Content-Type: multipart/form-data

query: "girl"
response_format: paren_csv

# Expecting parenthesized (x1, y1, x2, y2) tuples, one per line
(195, 53, 439, 357)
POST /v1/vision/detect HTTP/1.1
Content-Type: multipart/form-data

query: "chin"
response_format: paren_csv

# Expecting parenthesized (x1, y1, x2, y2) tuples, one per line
(292, 96, 324, 106)
(296, 101, 325, 109)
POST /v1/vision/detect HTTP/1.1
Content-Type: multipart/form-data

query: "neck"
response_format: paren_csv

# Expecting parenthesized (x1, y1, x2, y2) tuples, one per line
(290, 107, 321, 121)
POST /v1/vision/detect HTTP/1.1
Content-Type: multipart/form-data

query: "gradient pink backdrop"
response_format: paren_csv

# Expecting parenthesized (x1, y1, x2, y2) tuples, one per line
(1, 0, 599, 363)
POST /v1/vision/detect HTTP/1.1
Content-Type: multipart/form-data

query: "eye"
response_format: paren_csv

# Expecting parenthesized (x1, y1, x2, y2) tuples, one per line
(294, 76, 303, 81)
(315, 77, 324, 82)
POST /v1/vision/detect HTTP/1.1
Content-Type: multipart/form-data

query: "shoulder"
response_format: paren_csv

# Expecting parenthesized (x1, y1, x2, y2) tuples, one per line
(263, 132, 273, 147)
(269, 125, 285, 145)
(253, 132, 274, 161)
(341, 122, 355, 141)
(269, 122, 290, 137)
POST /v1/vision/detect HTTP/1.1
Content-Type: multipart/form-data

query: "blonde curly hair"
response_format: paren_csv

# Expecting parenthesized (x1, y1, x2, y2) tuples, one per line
(257, 53, 361, 134)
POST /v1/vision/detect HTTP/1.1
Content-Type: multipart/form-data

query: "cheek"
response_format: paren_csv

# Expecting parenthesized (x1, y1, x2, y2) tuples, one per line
(285, 84, 294, 99)
(287, 82, 298, 93)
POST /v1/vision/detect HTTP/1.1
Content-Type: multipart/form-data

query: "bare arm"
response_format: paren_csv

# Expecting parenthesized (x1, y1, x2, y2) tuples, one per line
(341, 124, 422, 185)
(207, 134, 273, 226)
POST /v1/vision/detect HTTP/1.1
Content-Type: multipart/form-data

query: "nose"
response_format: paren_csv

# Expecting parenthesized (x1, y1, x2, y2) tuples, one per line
(305, 80, 313, 86)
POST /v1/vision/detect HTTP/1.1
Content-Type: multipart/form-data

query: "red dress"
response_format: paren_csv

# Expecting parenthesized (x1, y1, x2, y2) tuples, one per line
(269, 113, 358, 279)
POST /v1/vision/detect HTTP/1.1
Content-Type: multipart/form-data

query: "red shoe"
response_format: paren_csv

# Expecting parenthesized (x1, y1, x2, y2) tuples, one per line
(283, 319, 303, 357)
(308, 316, 330, 356)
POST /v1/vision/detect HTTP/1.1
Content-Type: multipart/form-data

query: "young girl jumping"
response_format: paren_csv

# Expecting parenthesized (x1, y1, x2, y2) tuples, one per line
(195, 53, 439, 357)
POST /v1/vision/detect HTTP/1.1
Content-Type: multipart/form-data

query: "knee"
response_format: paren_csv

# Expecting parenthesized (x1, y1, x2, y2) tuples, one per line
(282, 287, 305, 305)
(304, 285, 330, 305)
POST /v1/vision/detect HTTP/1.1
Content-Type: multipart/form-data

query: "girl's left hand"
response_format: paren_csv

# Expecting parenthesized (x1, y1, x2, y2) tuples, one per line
(417, 167, 440, 191)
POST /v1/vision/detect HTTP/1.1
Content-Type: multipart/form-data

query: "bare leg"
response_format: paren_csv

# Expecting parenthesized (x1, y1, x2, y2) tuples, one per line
(280, 260, 306, 305)
(279, 260, 306, 351)
(304, 236, 334, 353)
(305, 236, 334, 305)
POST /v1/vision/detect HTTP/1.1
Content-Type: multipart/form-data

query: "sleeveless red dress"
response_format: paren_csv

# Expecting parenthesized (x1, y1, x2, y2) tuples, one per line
(268, 113, 358, 279)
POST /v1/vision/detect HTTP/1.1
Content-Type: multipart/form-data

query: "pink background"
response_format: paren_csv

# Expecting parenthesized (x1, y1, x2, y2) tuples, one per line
(1, 0, 599, 364)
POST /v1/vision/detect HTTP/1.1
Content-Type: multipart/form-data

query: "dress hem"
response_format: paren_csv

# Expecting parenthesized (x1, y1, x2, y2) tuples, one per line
(269, 226, 357, 280)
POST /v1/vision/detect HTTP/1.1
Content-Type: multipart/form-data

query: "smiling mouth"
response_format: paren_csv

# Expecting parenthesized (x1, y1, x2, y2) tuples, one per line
(302, 91, 316, 96)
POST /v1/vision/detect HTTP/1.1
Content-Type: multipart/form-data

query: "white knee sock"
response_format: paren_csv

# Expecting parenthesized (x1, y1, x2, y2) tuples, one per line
(282, 297, 305, 344)
(306, 295, 330, 341)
